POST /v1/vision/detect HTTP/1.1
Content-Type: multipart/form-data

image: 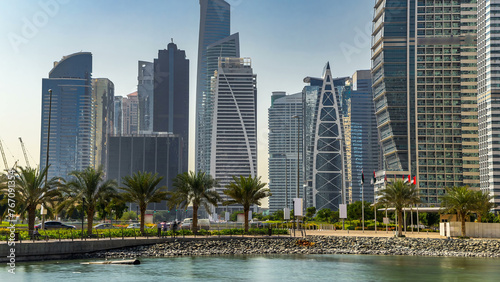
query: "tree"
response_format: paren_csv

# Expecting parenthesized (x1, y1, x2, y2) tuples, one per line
(4, 166, 61, 235)
(306, 206, 316, 220)
(377, 180, 420, 236)
(315, 208, 334, 223)
(272, 210, 284, 221)
(58, 166, 117, 235)
(347, 201, 374, 221)
(223, 175, 271, 232)
(121, 171, 167, 233)
(472, 190, 494, 223)
(169, 171, 221, 234)
(440, 186, 475, 237)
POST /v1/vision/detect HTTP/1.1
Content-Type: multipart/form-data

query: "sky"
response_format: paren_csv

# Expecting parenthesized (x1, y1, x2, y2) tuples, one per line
(0, 0, 373, 191)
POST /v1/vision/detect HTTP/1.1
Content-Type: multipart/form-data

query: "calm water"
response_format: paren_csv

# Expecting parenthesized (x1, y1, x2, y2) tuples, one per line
(5, 254, 500, 282)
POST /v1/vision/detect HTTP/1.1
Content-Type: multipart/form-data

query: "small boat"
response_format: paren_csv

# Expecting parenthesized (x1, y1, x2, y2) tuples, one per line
(81, 259, 140, 265)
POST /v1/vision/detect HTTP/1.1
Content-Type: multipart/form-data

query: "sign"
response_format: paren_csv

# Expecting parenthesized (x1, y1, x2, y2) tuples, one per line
(248, 211, 252, 221)
(225, 212, 229, 221)
(383, 217, 390, 224)
(339, 204, 347, 219)
(41, 205, 47, 215)
(284, 208, 290, 220)
(294, 198, 303, 216)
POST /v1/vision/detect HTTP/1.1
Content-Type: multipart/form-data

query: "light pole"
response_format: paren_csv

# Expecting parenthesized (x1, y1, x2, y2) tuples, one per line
(292, 115, 301, 230)
(82, 196, 85, 239)
(42, 89, 53, 231)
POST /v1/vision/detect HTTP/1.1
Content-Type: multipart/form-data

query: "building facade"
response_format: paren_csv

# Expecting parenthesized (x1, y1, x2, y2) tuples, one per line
(195, 0, 232, 174)
(153, 42, 189, 173)
(40, 52, 93, 179)
(113, 96, 123, 135)
(210, 58, 257, 212)
(138, 61, 154, 134)
(122, 92, 139, 135)
(372, 0, 479, 205)
(478, 0, 500, 211)
(268, 92, 303, 213)
(92, 78, 114, 172)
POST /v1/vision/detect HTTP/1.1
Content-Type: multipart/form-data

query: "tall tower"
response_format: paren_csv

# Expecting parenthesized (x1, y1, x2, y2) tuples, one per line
(122, 92, 139, 135)
(268, 92, 303, 213)
(478, 0, 500, 211)
(210, 58, 257, 210)
(138, 61, 154, 133)
(196, 0, 234, 174)
(153, 42, 189, 173)
(40, 52, 93, 179)
(372, 0, 479, 205)
(92, 78, 114, 172)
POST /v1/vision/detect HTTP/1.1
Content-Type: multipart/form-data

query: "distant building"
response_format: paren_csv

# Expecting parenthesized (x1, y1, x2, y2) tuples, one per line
(210, 57, 257, 212)
(113, 96, 123, 135)
(138, 61, 154, 134)
(122, 92, 139, 135)
(40, 52, 93, 179)
(92, 78, 114, 172)
(107, 133, 183, 210)
(268, 92, 303, 213)
(153, 42, 189, 173)
(196, 0, 233, 174)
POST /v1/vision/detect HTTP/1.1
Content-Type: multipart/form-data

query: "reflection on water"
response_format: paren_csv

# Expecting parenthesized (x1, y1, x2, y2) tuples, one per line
(5, 254, 500, 282)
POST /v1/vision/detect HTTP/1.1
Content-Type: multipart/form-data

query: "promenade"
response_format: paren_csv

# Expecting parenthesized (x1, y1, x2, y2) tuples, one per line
(304, 229, 443, 239)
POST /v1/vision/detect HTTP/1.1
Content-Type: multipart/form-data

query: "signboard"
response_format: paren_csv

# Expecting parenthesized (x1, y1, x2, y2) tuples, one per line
(294, 198, 303, 217)
(284, 208, 290, 220)
(339, 204, 347, 219)
(248, 211, 252, 221)
(383, 217, 390, 224)
(225, 212, 230, 221)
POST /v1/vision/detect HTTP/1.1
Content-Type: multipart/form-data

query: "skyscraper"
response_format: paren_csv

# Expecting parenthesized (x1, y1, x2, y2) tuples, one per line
(478, 0, 500, 211)
(268, 92, 303, 213)
(92, 78, 114, 172)
(40, 52, 93, 179)
(138, 61, 154, 134)
(196, 0, 234, 174)
(210, 57, 257, 211)
(122, 92, 139, 135)
(372, 0, 479, 205)
(113, 96, 123, 135)
(153, 42, 189, 173)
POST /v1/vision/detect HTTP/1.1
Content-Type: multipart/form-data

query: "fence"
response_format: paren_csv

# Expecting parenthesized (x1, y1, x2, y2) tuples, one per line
(440, 222, 500, 238)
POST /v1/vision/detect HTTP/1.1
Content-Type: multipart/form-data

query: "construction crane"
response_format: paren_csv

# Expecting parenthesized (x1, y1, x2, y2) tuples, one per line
(0, 139, 8, 170)
(19, 137, 30, 168)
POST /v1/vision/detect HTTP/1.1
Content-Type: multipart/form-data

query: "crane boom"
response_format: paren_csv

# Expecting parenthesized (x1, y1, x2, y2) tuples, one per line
(19, 137, 30, 168)
(0, 140, 8, 170)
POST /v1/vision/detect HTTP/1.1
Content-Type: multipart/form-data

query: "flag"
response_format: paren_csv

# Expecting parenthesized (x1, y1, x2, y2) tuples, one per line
(384, 174, 387, 183)
(408, 175, 411, 183)
(361, 171, 364, 185)
(413, 176, 417, 185)
(371, 171, 376, 185)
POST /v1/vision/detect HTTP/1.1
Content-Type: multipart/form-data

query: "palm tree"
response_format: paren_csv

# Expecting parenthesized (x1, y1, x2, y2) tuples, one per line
(377, 179, 420, 236)
(121, 171, 167, 233)
(473, 190, 495, 223)
(223, 175, 271, 232)
(440, 186, 475, 237)
(58, 166, 117, 235)
(169, 171, 221, 234)
(2, 166, 61, 235)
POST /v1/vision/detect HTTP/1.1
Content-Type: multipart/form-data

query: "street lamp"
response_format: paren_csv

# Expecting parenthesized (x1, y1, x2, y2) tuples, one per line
(82, 196, 85, 239)
(292, 115, 302, 230)
(42, 89, 53, 232)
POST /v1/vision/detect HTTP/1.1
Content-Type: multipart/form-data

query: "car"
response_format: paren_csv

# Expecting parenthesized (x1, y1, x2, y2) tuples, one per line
(34, 221, 76, 230)
(93, 223, 116, 229)
(180, 218, 210, 230)
(127, 223, 141, 229)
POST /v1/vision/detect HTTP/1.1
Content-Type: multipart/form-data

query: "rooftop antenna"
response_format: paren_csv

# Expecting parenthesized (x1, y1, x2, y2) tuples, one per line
(171, 38, 173, 43)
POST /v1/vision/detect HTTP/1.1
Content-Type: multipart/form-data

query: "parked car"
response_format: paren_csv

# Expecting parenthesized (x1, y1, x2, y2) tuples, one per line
(180, 218, 210, 230)
(34, 221, 76, 230)
(127, 223, 141, 229)
(93, 223, 116, 229)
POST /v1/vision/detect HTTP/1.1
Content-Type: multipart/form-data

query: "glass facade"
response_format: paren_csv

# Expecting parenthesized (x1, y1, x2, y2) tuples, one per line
(92, 78, 114, 173)
(138, 61, 154, 133)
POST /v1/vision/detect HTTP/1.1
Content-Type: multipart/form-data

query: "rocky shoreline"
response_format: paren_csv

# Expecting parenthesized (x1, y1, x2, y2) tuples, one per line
(75, 236, 500, 260)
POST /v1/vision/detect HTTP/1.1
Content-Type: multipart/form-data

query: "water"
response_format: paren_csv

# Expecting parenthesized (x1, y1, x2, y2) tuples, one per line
(5, 254, 500, 282)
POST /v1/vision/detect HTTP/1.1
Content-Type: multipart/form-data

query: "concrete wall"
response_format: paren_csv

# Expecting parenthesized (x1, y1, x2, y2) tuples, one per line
(444, 222, 500, 238)
(0, 238, 168, 262)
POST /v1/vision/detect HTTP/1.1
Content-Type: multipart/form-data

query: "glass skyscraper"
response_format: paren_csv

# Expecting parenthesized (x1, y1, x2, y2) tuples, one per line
(92, 78, 114, 173)
(138, 61, 154, 134)
(40, 52, 93, 180)
(372, 0, 479, 205)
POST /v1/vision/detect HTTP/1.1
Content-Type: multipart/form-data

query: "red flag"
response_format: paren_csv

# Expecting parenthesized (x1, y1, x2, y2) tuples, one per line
(413, 176, 417, 185)
(408, 175, 411, 183)
(384, 174, 387, 183)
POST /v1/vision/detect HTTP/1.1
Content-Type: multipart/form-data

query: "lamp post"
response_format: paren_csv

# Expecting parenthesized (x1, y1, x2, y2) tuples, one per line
(292, 115, 301, 230)
(42, 89, 53, 231)
(82, 196, 85, 239)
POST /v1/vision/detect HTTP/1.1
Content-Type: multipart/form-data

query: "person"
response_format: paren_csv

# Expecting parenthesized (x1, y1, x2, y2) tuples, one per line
(33, 227, 41, 240)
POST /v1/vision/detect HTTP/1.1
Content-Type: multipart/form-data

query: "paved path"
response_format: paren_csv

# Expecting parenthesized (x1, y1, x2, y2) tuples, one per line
(302, 229, 442, 239)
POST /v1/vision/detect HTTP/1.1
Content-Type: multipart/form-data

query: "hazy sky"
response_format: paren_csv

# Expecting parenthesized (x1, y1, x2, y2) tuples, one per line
(0, 0, 373, 185)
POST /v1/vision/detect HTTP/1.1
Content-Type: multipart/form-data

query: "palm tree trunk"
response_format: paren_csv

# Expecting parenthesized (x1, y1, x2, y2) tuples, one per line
(28, 205, 36, 236)
(140, 204, 146, 234)
(461, 212, 466, 237)
(398, 209, 403, 237)
(87, 206, 94, 235)
(192, 205, 198, 234)
(244, 208, 249, 233)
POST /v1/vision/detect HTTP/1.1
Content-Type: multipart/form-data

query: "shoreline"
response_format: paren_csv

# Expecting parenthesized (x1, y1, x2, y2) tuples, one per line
(75, 235, 500, 261)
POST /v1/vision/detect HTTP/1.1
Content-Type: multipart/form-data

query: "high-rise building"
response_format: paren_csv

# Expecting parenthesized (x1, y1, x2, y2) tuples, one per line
(478, 0, 500, 211)
(268, 92, 303, 213)
(340, 70, 380, 203)
(122, 92, 139, 135)
(138, 61, 154, 134)
(197, 32, 240, 174)
(153, 42, 189, 173)
(39, 52, 93, 180)
(113, 96, 123, 135)
(92, 78, 114, 172)
(107, 133, 183, 210)
(210, 57, 257, 211)
(372, 0, 479, 205)
(196, 0, 233, 174)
